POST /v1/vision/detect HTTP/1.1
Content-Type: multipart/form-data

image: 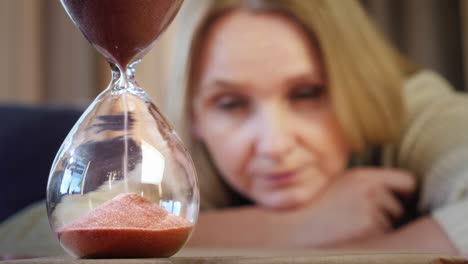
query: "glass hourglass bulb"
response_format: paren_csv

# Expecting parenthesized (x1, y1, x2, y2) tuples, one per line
(46, 0, 199, 258)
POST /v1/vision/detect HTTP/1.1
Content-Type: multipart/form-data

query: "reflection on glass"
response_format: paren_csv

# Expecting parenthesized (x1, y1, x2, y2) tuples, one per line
(60, 159, 89, 195)
(141, 140, 165, 185)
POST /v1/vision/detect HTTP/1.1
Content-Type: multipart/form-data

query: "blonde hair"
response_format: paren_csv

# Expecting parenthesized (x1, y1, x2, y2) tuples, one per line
(166, 0, 418, 209)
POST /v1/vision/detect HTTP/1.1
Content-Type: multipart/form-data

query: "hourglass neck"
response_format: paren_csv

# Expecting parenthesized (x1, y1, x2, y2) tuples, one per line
(110, 60, 142, 93)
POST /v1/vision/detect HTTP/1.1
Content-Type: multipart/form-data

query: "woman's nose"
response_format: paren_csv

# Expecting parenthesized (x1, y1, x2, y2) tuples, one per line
(254, 105, 294, 159)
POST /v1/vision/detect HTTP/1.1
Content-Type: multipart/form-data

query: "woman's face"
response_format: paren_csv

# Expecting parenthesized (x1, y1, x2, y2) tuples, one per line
(192, 10, 350, 209)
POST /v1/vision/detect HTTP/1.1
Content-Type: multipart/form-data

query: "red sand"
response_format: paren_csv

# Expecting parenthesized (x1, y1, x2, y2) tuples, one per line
(57, 193, 193, 258)
(61, 0, 183, 68)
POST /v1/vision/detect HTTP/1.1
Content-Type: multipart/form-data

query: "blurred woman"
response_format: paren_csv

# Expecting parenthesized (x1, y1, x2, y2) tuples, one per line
(166, 0, 468, 253)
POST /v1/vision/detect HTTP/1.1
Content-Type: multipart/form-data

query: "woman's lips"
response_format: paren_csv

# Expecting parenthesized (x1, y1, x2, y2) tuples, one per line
(262, 171, 297, 187)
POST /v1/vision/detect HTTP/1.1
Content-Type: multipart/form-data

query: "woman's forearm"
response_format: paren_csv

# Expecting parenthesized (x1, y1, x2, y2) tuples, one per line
(187, 206, 338, 248)
(189, 207, 459, 255)
(333, 216, 459, 255)
(187, 206, 288, 248)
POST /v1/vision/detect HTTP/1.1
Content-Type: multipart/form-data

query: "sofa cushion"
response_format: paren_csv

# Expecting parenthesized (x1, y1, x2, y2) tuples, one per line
(0, 104, 83, 223)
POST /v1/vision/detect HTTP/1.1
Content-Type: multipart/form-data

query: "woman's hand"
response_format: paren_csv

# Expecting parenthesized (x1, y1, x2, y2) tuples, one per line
(284, 168, 416, 247)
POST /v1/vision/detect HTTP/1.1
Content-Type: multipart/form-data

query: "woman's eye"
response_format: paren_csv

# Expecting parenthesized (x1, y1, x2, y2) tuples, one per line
(290, 85, 324, 100)
(216, 96, 247, 110)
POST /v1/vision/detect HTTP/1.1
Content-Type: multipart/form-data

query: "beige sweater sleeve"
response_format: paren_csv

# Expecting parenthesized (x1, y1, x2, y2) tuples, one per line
(393, 70, 468, 252)
(0, 201, 64, 256)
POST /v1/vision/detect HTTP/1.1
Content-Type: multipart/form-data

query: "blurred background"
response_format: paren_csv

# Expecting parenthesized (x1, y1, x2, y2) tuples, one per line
(0, 0, 467, 110)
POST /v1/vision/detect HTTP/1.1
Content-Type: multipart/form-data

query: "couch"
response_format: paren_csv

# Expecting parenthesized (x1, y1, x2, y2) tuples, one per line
(0, 104, 83, 223)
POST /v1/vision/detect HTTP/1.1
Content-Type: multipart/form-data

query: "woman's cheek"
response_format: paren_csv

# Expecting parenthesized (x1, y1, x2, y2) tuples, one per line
(202, 114, 246, 162)
(207, 132, 249, 193)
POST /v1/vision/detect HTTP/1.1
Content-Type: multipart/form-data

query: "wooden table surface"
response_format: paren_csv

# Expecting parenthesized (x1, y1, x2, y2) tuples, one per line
(1, 248, 467, 264)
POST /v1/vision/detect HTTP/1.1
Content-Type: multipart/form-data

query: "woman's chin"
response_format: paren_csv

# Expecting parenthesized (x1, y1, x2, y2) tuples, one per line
(256, 189, 320, 210)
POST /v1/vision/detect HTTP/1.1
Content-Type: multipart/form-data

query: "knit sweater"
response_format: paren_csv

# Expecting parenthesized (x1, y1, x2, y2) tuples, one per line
(0, 70, 467, 255)
(354, 70, 468, 251)
(391, 70, 468, 252)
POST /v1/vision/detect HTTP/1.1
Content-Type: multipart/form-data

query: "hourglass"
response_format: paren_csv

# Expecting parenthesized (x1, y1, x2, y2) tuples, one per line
(46, 0, 199, 258)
